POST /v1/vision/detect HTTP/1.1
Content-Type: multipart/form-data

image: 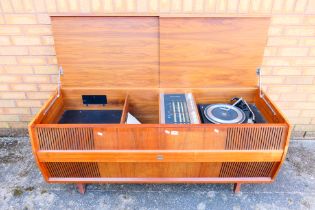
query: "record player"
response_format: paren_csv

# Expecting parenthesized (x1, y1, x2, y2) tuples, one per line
(198, 97, 266, 124)
(29, 16, 291, 194)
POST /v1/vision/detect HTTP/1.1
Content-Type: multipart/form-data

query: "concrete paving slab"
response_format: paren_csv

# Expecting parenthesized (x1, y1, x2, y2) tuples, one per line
(0, 137, 314, 210)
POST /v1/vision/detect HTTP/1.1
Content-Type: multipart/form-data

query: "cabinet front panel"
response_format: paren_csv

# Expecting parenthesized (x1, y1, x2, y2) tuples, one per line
(43, 161, 277, 178)
(35, 125, 286, 150)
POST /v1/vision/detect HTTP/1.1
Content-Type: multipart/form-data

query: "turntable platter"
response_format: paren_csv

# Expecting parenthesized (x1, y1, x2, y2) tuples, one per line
(204, 104, 246, 124)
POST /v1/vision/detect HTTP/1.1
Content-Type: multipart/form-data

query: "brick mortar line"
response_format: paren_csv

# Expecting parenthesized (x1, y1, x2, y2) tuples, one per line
(0, 22, 310, 26)
(270, 24, 315, 26)
(1, 74, 56, 76)
(0, 11, 314, 15)
(1, 55, 315, 58)
(264, 56, 315, 58)
(263, 65, 315, 67)
(1, 15, 315, 20)
(262, 66, 315, 68)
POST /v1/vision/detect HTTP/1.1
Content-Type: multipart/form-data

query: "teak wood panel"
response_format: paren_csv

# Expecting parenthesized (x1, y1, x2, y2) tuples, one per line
(191, 87, 257, 104)
(41, 94, 64, 124)
(120, 95, 129, 123)
(37, 150, 282, 162)
(93, 127, 226, 150)
(46, 177, 273, 184)
(35, 124, 286, 151)
(254, 90, 286, 124)
(51, 17, 270, 89)
(125, 89, 160, 123)
(159, 127, 226, 150)
(51, 16, 159, 88)
(32, 123, 288, 182)
(43, 161, 276, 179)
(96, 163, 222, 178)
(94, 127, 160, 150)
(46, 87, 282, 126)
(59, 87, 261, 124)
(61, 88, 160, 123)
(160, 17, 270, 88)
(45, 162, 223, 178)
(44, 161, 276, 178)
(61, 88, 127, 109)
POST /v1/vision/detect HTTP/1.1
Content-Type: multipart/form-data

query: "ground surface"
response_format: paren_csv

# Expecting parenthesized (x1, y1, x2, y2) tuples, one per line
(0, 137, 315, 210)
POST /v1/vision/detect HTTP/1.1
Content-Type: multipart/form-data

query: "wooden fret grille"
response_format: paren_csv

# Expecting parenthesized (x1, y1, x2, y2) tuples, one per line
(225, 127, 286, 150)
(36, 127, 94, 150)
(45, 162, 100, 178)
(219, 162, 277, 177)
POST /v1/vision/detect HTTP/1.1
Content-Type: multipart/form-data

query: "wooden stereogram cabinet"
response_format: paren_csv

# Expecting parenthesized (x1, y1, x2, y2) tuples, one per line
(29, 16, 291, 194)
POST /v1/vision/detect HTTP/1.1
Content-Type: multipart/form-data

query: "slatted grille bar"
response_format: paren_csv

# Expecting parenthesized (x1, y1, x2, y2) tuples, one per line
(219, 162, 277, 177)
(226, 127, 286, 150)
(36, 127, 94, 150)
(45, 162, 100, 178)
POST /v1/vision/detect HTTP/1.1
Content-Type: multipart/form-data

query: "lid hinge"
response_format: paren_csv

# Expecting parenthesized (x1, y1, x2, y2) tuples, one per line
(44, 66, 63, 115)
(57, 66, 63, 97)
(256, 67, 276, 115)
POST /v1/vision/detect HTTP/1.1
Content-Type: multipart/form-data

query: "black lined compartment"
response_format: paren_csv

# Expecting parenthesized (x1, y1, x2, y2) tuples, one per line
(58, 110, 122, 124)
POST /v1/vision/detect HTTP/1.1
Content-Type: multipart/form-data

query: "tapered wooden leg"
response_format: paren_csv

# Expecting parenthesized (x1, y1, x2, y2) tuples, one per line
(233, 183, 241, 193)
(76, 184, 86, 194)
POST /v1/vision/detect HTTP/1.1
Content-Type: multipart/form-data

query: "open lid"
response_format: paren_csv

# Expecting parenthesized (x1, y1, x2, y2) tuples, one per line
(51, 16, 160, 88)
(51, 16, 269, 89)
(159, 17, 270, 88)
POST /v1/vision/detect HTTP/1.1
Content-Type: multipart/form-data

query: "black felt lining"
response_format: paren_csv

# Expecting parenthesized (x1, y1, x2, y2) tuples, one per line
(58, 110, 122, 124)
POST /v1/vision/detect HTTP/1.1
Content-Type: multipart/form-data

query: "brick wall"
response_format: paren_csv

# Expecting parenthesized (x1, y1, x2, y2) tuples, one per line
(0, 0, 314, 138)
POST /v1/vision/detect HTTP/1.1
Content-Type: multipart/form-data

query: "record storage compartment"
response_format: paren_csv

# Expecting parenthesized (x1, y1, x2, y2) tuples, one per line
(29, 16, 291, 192)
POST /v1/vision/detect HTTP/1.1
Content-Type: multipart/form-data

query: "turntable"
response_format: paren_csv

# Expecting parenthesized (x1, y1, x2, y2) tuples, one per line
(198, 97, 266, 124)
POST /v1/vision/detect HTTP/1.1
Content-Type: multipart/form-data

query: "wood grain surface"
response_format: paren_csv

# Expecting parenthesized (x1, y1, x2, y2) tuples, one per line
(92, 162, 222, 178)
(61, 88, 160, 123)
(38, 150, 282, 162)
(160, 17, 270, 88)
(47, 177, 273, 184)
(92, 126, 226, 150)
(51, 16, 159, 88)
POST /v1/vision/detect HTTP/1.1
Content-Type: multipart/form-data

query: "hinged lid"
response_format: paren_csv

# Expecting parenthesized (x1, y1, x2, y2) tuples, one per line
(159, 17, 270, 88)
(51, 16, 270, 89)
(51, 16, 160, 88)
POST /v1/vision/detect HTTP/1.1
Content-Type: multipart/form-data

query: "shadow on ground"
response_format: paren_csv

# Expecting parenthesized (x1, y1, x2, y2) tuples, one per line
(0, 137, 314, 210)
